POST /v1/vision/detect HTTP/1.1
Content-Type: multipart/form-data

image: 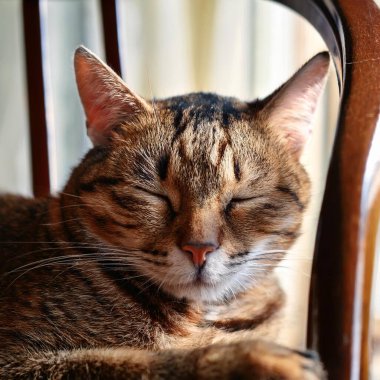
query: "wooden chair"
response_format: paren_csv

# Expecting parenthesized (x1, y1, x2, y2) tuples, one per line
(271, 1, 380, 379)
(22, 0, 380, 378)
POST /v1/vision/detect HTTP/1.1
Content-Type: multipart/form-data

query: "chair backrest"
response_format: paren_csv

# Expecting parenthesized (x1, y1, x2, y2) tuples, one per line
(22, 0, 121, 197)
(23, 0, 50, 197)
(272, 1, 380, 379)
(22, 0, 380, 379)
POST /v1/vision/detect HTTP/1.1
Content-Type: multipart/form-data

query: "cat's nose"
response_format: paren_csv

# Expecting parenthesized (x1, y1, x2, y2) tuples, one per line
(181, 243, 217, 267)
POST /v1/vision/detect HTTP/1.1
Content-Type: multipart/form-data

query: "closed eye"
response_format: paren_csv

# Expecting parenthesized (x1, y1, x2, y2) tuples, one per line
(225, 196, 264, 214)
(230, 195, 264, 204)
(134, 185, 176, 215)
(134, 185, 168, 201)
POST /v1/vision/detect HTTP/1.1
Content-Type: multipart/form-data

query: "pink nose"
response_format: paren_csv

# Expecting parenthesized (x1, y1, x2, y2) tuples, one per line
(181, 243, 217, 266)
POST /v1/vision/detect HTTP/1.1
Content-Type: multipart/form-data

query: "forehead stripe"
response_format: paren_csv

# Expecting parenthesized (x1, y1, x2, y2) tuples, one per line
(233, 158, 241, 181)
(171, 109, 187, 145)
(157, 154, 170, 180)
(217, 140, 228, 165)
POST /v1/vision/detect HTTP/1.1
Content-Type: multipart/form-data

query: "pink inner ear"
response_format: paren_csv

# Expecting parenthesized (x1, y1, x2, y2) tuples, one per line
(282, 124, 311, 156)
(83, 95, 125, 145)
(265, 53, 330, 157)
(268, 87, 318, 156)
(74, 46, 152, 146)
(266, 96, 317, 158)
(85, 104, 116, 145)
(87, 104, 106, 126)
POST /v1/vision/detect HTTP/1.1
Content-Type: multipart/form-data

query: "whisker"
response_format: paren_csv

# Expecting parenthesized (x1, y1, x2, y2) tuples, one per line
(4, 256, 149, 288)
(2, 246, 128, 264)
(41, 217, 84, 226)
(60, 192, 83, 199)
(4, 253, 138, 276)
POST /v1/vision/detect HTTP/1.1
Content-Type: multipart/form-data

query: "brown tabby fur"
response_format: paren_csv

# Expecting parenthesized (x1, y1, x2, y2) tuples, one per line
(0, 47, 329, 379)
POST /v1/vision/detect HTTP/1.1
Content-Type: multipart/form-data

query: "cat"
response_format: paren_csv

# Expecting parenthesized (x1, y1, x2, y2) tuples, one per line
(0, 46, 329, 379)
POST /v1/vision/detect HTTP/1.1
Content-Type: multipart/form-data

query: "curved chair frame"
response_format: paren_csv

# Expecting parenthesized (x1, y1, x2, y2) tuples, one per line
(271, 1, 380, 379)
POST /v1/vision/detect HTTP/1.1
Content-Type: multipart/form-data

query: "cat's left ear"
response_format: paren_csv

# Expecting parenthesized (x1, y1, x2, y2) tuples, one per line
(260, 52, 330, 157)
(74, 46, 152, 145)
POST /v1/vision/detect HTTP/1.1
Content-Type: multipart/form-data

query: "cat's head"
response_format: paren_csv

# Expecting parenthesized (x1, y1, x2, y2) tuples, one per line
(67, 46, 329, 303)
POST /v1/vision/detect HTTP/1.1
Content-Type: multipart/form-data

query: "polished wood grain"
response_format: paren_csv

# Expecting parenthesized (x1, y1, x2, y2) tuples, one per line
(272, 0, 380, 379)
(23, 0, 50, 197)
(100, 0, 122, 77)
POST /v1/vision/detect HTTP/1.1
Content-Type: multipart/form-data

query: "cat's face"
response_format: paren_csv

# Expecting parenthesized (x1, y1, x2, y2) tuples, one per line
(68, 47, 329, 302)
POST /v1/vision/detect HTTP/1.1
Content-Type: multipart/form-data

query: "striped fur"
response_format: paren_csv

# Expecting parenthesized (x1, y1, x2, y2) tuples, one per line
(0, 47, 329, 379)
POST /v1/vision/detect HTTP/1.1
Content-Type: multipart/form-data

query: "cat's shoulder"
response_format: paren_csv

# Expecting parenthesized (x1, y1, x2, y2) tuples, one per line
(0, 194, 49, 234)
(0, 194, 46, 212)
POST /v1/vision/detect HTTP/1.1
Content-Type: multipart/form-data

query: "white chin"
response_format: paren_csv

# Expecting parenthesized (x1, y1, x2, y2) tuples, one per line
(164, 280, 231, 303)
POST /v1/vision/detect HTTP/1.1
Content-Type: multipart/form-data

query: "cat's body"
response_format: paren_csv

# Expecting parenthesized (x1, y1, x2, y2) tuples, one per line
(0, 47, 329, 379)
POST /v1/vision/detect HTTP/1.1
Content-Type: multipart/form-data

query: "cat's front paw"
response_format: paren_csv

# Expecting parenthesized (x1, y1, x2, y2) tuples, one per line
(197, 340, 326, 380)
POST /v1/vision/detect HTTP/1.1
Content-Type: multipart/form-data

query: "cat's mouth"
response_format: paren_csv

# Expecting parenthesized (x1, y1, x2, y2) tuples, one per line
(175, 275, 214, 288)
(193, 276, 211, 286)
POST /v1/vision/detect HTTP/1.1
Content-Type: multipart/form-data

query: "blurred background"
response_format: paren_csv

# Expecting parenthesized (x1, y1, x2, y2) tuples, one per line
(0, 0, 378, 377)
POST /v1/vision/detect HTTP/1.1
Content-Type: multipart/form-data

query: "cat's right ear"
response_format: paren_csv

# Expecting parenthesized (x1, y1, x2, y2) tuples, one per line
(74, 46, 152, 145)
(257, 52, 330, 158)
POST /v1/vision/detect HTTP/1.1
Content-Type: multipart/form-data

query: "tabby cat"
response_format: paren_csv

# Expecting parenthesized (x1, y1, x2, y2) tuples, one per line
(0, 46, 329, 379)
